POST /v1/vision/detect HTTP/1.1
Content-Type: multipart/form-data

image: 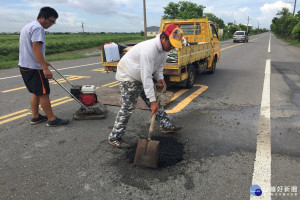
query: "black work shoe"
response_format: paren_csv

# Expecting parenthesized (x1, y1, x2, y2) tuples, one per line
(162, 125, 182, 134)
(31, 114, 48, 125)
(46, 117, 69, 127)
(108, 138, 131, 149)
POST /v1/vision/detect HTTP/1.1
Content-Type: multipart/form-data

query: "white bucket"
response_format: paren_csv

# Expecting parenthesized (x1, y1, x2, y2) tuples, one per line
(104, 42, 120, 62)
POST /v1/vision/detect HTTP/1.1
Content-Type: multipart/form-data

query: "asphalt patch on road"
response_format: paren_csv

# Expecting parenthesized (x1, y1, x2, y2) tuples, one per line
(126, 136, 184, 168)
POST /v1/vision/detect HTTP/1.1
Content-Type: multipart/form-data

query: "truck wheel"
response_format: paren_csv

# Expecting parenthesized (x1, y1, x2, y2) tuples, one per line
(185, 65, 195, 88)
(207, 57, 216, 74)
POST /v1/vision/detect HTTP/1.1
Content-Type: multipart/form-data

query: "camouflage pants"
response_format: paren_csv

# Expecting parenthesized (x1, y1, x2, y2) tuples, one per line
(109, 81, 172, 140)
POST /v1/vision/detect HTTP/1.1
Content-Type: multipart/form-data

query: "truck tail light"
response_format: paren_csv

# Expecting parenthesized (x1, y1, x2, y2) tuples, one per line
(164, 69, 179, 75)
(104, 67, 116, 72)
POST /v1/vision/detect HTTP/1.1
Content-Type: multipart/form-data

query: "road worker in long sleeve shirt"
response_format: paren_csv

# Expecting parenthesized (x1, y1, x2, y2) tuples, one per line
(108, 24, 184, 148)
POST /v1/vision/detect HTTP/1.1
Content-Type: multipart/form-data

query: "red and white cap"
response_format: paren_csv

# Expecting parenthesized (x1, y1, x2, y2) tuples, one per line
(164, 24, 184, 49)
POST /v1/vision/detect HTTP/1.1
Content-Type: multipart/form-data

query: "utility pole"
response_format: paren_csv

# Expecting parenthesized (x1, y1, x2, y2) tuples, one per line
(82, 22, 84, 33)
(293, 0, 297, 15)
(286, 0, 297, 15)
(247, 16, 249, 33)
(143, 0, 147, 40)
(258, 21, 259, 29)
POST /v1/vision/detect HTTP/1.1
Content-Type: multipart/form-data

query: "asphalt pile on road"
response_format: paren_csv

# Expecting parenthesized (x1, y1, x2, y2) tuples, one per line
(126, 136, 184, 168)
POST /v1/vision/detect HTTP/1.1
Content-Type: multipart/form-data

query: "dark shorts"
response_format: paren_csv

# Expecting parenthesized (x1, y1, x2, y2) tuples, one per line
(19, 66, 50, 96)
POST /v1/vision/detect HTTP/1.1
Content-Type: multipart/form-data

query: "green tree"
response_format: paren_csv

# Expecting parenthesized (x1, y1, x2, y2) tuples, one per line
(239, 24, 248, 32)
(284, 15, 299, 38)
(277, 7, 290, 17)
(271, 17, 279, 33)
(204, 13, 225, 28)
(228, 24, 239, 36)
(271, 7, 300, 40)
(292, 21, 300, 40)
(163, 1, 205, 19)
(271, 8, 298, 38)
(295, 10, 300, 19)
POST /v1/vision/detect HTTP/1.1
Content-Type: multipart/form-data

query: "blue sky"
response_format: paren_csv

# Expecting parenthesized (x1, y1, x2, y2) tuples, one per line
(0, 0, 299, 33)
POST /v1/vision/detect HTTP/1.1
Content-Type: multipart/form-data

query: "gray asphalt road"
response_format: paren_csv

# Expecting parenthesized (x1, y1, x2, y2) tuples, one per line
(0, 33, 299, 200)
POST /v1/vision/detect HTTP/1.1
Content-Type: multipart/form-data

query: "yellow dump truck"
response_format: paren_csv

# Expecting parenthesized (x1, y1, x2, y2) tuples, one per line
(99, 17, 221, 88)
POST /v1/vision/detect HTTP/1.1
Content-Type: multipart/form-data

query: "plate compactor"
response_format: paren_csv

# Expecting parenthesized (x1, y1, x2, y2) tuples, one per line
(50, 65, 107, 120)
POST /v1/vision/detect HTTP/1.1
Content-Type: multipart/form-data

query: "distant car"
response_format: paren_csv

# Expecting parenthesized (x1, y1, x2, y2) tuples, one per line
(233, 31, 249, 43)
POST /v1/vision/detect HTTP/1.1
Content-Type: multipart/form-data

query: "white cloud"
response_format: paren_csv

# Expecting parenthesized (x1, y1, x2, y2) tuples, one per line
(257, 1, 292, 29)
(0, 7, 37, 32)
(233, 7, 251, 25)
(260, 1, 292, 13)
(1, 0, 298, 32)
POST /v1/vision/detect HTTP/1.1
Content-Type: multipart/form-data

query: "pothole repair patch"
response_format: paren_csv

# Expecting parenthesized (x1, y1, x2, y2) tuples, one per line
(126, 136, 184, 168)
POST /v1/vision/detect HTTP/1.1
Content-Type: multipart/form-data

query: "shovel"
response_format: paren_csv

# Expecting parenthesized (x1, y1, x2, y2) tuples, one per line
(133, 84, 165, 168)
(133, 112, 160, 168)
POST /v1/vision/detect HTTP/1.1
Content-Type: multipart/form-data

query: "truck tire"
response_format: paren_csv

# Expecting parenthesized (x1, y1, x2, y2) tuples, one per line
(207, 57, 216, 74)
(185, 64, 195, 88)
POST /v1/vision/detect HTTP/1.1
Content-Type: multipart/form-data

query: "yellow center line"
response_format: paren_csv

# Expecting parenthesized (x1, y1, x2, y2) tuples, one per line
(0, 96, 74, 125)
(221, 37, 259, 51)
(100, 81, 119, 87)
(1, 86, 27, 93)
(166, 85, 208, 114)
(91, 68, 105, 71)
(108, 83, 119, 88)
(51, 98, 74, 107)
(0, 112, 32, 125)
(221, 43, 243, 51)
(49, 75, 90, 84)
(50, 96, 70, 103)
(0, 109, 29, 120)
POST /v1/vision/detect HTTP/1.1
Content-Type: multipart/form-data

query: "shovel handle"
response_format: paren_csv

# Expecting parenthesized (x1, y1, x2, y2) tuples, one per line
(148, 113, 156, 139)
(147, 84, 166, 140)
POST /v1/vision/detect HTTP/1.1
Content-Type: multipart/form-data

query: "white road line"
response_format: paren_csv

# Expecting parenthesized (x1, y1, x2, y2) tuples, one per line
(58, 62, 101, 70)
(0, 62, 102, 80)
(250, 59, 271, 200)
(268, 33, 271, 53)
(0, 75, 22, 80)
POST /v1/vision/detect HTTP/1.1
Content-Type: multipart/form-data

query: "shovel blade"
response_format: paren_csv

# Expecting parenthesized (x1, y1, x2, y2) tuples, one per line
(134, 138, 160, 168)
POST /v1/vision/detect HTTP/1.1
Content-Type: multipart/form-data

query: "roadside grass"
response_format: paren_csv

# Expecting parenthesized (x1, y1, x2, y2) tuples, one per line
(275, 35, 300, 47)
(0, 33, 147, 70)
(285, 39, 300, 47)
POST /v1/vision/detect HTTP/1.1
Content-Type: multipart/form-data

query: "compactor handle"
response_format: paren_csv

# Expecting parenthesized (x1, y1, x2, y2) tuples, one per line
(49, 65, 74, 87)
(52, 77, 89, 110)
